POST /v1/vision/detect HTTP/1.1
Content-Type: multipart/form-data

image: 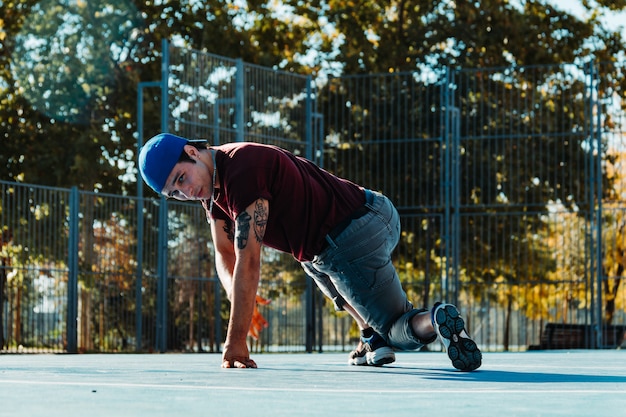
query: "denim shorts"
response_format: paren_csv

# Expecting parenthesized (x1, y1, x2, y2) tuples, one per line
(301, 190, 426, 350)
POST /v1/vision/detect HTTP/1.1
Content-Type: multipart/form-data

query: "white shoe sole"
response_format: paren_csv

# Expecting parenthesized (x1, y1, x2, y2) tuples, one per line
(366, 347, 395, 366)
(348, 347, 395, 366)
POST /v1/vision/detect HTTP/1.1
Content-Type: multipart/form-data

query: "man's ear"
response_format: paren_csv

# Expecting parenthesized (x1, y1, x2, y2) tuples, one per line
(183, 144, 200, 159)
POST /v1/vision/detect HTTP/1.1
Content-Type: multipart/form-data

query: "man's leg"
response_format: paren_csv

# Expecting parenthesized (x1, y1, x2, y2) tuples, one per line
(301, 262, 395, 366)
(343, 304, 395, 366)
(310, 191, 481, 370)
(312, 192, 424, 349)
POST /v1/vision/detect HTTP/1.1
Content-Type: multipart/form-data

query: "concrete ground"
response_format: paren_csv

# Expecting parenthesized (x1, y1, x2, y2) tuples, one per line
(1, 350, 625, 416)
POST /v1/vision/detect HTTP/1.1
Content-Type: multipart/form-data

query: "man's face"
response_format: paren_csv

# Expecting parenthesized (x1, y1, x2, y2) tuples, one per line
(160, 147, 213, 201)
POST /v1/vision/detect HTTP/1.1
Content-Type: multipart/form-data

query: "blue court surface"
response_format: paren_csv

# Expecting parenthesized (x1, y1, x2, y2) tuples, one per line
(1, 350, 625, 416)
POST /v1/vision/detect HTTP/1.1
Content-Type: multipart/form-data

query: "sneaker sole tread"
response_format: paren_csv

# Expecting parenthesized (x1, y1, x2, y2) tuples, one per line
(435, 305, 482, 371)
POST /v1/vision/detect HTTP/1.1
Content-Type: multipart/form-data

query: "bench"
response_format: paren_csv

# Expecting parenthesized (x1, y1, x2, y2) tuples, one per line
(528, 323, 626, 350)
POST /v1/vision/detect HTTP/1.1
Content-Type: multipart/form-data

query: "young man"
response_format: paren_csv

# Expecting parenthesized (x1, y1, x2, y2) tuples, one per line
(138, 133, 482, 371)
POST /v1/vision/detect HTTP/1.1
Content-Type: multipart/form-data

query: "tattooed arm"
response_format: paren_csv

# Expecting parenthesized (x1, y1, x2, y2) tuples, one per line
(211, 198, 268, 369)
(210, 212, 269, 348)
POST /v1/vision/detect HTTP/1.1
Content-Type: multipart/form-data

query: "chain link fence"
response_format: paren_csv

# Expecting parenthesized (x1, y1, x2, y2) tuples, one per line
(2, 45, 625, 353)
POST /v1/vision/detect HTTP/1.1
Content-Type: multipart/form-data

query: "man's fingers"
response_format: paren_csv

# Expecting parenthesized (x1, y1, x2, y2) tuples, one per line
(243, 359, 257, 368)
(221, 359, 257, 369)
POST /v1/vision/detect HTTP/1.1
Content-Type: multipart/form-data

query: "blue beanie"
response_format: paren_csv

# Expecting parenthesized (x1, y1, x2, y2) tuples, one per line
(138, 133, 189, 193)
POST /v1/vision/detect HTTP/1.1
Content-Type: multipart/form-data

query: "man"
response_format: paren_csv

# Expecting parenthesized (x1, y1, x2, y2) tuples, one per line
(138, 133, 482, 371)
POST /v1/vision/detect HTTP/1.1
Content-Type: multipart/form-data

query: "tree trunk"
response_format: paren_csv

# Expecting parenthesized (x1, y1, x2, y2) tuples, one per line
(503, 293, 512, 351)
(15, 284, 21, 344)
(605, 263, 624, 325)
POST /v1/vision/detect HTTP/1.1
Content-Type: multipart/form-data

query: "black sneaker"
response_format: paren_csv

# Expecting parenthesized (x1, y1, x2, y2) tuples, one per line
(348, 332, 395, 366)
(432, 302, 482, 371)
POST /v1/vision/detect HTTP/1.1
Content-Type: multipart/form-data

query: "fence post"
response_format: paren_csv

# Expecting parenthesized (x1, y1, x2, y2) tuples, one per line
(66, 186, 79, 353)
(137, 80, 163, 352)
(583, 61, 601, 349)
(161, 38, 170, 133)
(305, 276, 313, 353)
(442, 66, 460, 304)
(156, 197, 168, 352)
(447, 69, 461, 306)
(214, 274, 222, 352)
(151, 38, 171, 353)
(235, 58, 245, 142)
(305, 75, 313, 160)
(590, 62, 604, 349)
(304, 74, 317, 352)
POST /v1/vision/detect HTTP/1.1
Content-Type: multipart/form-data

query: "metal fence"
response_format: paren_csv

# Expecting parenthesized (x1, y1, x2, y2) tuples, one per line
(2, 43, 625, 353)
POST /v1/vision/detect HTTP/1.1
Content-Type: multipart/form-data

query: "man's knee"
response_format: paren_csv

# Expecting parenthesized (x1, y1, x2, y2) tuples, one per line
(386, 308, 435, 350)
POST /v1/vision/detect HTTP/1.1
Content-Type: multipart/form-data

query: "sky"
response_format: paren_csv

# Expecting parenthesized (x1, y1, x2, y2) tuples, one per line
(552, 0, 626, 40)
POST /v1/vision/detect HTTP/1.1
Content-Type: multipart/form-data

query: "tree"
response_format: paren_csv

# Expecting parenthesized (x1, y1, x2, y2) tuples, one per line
(2, 0, 626, 351)
(323, 0, 625, 74)
(1, 0, 147, 193)
(4, 0, 625, 190)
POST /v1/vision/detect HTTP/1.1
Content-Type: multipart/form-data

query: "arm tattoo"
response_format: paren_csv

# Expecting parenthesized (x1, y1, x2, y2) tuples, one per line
(223, 219, 235, 242)
(235, 212, 251, 249)
(253, 199, 267, 243)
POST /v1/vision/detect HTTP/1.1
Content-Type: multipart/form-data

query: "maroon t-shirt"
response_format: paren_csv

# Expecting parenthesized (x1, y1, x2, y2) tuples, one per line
(202, 142, 365, 262)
